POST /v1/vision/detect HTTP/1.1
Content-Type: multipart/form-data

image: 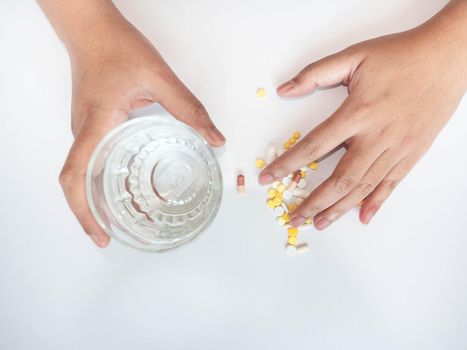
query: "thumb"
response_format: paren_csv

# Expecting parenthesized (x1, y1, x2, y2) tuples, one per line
(153, 70, 226, 147)
(277, 47, 363, 97)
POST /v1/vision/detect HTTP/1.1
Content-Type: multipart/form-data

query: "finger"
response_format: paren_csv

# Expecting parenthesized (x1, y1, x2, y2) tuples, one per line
(152, 70, 225, 147)
(60, 109, 126, 247)
(259, 101, 357, 185)
(277, 47, 363, 97)
(359, 156, 417, 224)
(288, 139, 387, 227)
(312, 150, 403, 230)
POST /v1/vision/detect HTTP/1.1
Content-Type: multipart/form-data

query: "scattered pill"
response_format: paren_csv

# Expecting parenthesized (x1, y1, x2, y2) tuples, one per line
(256, 158, 265, 168)
(272, 181, 281, 189)
(297, 178, 307, 189)
(267, 188, 277, 198)
(256, 87, 266, 98)
(293, 189, 307, 198)
(293, 131, 301, 139)
(273, 196, 282, 206)
(288, 137, 296, 145)
(288, 227, 298, 236)
(281, 213, 290, 222)
(265, 144, 277, 164)
(309, 162, 318, 170)
(286, 244, 297, 256)
(267, 199, 275, 209)
(288, 171, 302, 191)
(287, 236, 298, 245)
(288, 203, 297, 213)
(282, 190, 293, 201)
(300, 170, 307, 178)
(296, 243, 309, 253)
(277, 183, 286, 193)
(274, 206, 285, 216)
(237, 174, 245, 194)
(281, 203, 289, 213)
(284, 142, 291, 150)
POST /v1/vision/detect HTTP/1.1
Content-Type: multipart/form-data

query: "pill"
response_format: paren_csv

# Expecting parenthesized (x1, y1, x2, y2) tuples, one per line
(287, 236, 298, 245)
(277, 216, 287, 225)
(295, 197, 304, 205)
(237, 174, 245, 194)
(281, 213, 290, 222)
(274, 205, 285, 216)
(288, 137, 296, 145)
(282, 190, 293, 201)
(288, 227, 298, 236)
(256, 158, 265, 168)
(284, 142, 291, 150)
(300, 223, 313, 231)
(288, 203, 297, 212)
(273, 196, 282, 206)
(282, 177, 291, 187)
(300, 167, 308, 172)
(285, 244, 297, 256)
(293, 189, 308, 198)
(275, 192, 283, 201)
(272, 181, 281, 189)
(309, 162, 318, 170)
(297, 178, 306, 189)
(293, 131, 301, 139)
(282, 203, 289, 213)
(305, 219, 312, 224)
(287, 171, 302, 191)
(300, 170, 307, 178)
(267, 199, 275, 209)
(296, 243, 309, 253)
(265, 144, 277, 164)
(277, 184, 286, 193)
(256, 87, 266, 98)
(267, 188, 277, 198)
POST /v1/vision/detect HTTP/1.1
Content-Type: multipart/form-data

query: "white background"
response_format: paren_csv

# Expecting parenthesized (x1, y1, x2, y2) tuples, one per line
(1, 1, 466, 349)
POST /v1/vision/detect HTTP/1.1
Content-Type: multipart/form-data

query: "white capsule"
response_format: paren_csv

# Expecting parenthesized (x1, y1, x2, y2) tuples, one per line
(281, 203, 289, 213)
(293, 189, 308, 198)
(274, 205, 285, 216)
(297, 243, 309, 253)
(282, 190, 293, 201)
(272, 181, 281, 189)
(295, 197, 304, 205)
(297, 178, 307, 189)
(265, 144, 277, 164)
(285, 244, 297, 256)
(300, 223, 313, 231)
(282, 177, 291, 187)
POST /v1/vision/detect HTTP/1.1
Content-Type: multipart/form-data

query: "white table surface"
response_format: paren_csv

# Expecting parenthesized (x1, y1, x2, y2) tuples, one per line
(1, 1, 466, 349)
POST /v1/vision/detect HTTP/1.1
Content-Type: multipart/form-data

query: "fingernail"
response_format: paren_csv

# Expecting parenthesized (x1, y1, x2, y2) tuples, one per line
(89, 232, 105, 247)
(209, 127, 226, 145)
(277, 81, 296, 94)
(290, 215, 306, 227)
(314, 217, 331, 230)
(259, 172, 274, 185)
(361, 205, 379, 225)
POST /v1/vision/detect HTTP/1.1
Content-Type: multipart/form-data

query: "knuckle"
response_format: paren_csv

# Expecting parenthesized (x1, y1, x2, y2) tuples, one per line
(355, 182, 374, 197)
(59, 164, 75, 189)
(297, 141, 318, 160)
(334, 174, 356, 195)
(381, 178, 399, 190)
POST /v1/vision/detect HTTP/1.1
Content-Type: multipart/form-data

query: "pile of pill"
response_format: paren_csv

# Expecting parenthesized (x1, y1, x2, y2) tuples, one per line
(255, 131, 319, 256)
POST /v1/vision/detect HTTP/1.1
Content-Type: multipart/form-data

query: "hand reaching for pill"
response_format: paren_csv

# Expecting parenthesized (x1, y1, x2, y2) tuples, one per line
(38, 0, 225, 247)
(259, 0, 467, 230)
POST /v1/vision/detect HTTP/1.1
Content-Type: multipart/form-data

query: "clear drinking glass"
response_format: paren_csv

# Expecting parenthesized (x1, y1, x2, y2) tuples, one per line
(86, 106, 223, 252)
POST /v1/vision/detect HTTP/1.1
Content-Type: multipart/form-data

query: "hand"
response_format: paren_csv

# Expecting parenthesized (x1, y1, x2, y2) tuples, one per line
(259, 1, 466, 230)
(50, 4, 225, 247)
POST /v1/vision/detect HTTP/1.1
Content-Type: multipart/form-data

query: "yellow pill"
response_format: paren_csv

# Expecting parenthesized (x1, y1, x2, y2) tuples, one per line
(287, 236, 298, 245)
(288, 227, 298, 235)
(288, 203, 297, 212)
(277, 184, 286, 193)
(289, 137, 296, 145)
(284, 142, 291, 150)
(281, 213, 290, 221)
(275, 192, 283, 200)
(256, 87, 266, 98)
(273, 196, 282, 206)
(267, 188, 277, 198)
(293, 131, 301, 139)
(305, 219, 312, 225)
(300, 170, 307, 178)
(256, 158, 265, 168)
(267, 199, 275, 209)
(309, 162, 318, 170)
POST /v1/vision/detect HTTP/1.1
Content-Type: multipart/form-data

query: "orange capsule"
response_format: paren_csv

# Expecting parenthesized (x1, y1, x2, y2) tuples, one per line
(237, 174, 245, 194)
(288, 171, 302, 191)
